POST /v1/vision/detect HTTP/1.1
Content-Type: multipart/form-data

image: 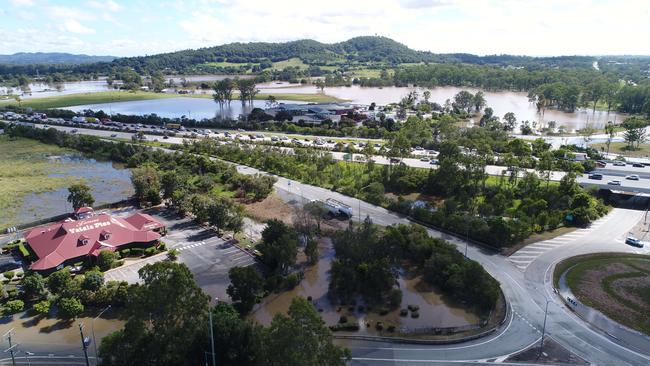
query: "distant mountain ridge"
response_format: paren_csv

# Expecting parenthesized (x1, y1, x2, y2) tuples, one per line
(110, 36, 596, 74)
(0, 52, 116, 65)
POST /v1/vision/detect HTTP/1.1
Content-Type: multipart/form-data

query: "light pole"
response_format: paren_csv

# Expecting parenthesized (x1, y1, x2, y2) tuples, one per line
(208, 297, 218, 366)
(92, 305, 111, 364)
(357, 184, 372, 223)
(3, 328, 16, 366)
(537, 299, 552, 359)
(79, 323, 90, 366)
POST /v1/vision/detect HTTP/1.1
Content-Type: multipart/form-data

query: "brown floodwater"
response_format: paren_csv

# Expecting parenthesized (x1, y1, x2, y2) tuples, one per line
(256, 82, 625, 131)
(250, 238, 479, 333)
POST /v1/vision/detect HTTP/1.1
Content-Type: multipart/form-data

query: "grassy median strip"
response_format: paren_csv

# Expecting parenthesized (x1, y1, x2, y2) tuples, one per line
(0, 90, 347, 110)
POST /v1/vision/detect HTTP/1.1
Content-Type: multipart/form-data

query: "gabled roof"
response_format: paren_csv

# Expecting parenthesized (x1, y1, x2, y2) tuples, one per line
(25, 213, 164, 271)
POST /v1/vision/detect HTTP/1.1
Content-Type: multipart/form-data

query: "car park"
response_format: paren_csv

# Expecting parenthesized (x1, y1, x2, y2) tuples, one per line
(626, 174, 640, 180)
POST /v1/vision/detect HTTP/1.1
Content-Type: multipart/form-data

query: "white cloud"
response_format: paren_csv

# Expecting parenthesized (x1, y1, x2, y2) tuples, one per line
(60, 19, 96, 35)
(9, 0, 35, 6)
(87, 0, 122, 12)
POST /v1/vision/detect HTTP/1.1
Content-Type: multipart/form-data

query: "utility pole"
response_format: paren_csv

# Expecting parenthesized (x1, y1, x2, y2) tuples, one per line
(209, 310, 217, 366)
(3, 328, 16, 366)
(92, 305, 111, 365)
(79, 323, 91, 366)
(537, 299, 551, 359)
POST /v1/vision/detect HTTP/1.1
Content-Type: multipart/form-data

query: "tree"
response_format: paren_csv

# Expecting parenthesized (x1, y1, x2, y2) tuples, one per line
(622, 117, 649, 150)
(227, 266, 264, 315)
(265, 95, 277, 109)
(150, 71, 166, 92)
(67, 183, 95, 210)
(131, 164, 162, 206)
(605, 121, 616, 155)
(303, 200, 328, 233)
(98, 250, 119, 271)
(22, 272, 46, 300)
(263, 297, 350, 366)
(314, 79, 326, 92)
(503, 112, 517, 131)
(423, 90, 431, 103)
(209, 303, 263, 366)
(58, 297, 84, 318)
(453, 90, 474, 113)
(305, 238, 319, 265)
(83, 270, 105, 291)
(213, 78, 235, 107)
(473, 91, 486, 112)
(99, 262, 210, 366)
(258, 219, 298, 274)
(47, 268, 72, 295)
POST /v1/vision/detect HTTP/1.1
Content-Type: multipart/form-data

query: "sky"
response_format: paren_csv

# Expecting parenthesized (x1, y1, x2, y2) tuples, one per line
(1, 0, 649, 57)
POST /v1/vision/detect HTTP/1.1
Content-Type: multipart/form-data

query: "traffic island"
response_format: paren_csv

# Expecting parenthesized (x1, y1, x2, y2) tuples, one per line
(505, 337, 588, 365)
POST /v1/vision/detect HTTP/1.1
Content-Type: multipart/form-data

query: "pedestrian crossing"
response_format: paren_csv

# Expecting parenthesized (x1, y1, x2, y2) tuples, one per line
(507, 215, 610, 271)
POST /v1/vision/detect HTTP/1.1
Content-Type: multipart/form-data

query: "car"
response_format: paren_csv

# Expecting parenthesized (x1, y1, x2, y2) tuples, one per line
(163, 135, 169, 139)
(588, 173, 603, 180)
(70, 129, 78, 133)
(389, 157, 400, 164)
(625, 236, 644, 248)
(607, 180, 622, 185)
(626, 174, 640, 180)
(43, 124, 49, 128)
(613, 161, 626, 166)
(414, 146, 424, 151)
(110, 134, 117, 137)
(429, 159, 439, 165)
(632, 163, 645, 168)
(419, 157, 430, 162)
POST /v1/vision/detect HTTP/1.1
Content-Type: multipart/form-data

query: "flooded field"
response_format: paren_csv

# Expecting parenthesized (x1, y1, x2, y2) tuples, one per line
(65, 97, 306, 120)
(251, 238, 479, 333)
(256, 82, 625, 131)
(0, 136, 133, 229)
(0, 309, 124, 355)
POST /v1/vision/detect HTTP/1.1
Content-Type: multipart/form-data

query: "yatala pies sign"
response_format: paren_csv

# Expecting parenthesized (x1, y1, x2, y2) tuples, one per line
(68, 220, 111, 234)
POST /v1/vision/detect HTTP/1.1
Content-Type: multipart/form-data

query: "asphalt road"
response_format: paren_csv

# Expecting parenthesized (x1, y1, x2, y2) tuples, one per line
(9, 122, 650, 365)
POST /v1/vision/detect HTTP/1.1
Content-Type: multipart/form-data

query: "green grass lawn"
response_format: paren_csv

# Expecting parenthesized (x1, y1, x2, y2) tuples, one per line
(590, 142, 650, 158)
(272, 58, 308, 70)
(0, 136, 81, 229)
(349, 68, 385, 78)
(554, 253, 650, 335)
(0, 90, 346, 110)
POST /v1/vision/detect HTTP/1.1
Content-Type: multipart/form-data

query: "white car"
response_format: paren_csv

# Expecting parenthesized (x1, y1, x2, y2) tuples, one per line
(607, 180, 622, 186)
(613, 161, 626, 166)
(626, 174, 640, 180)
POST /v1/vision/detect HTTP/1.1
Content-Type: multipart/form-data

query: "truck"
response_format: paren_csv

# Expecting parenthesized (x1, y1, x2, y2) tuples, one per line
(165, 123, 182, 130)
(323, 198, 353, 218)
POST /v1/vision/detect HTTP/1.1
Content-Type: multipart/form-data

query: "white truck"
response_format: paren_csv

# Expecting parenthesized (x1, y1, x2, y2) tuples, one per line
(323, 198, 353, 218)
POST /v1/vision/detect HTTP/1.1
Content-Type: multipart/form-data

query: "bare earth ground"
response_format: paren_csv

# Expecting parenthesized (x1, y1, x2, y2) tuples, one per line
(244, 193, 294, 224)
(506, 337, 588, 364)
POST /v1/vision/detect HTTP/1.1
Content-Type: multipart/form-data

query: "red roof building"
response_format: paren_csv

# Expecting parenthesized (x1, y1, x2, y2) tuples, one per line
(25, 211, 165, 271)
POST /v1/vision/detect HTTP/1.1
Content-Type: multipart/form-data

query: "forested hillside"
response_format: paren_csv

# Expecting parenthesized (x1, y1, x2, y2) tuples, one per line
(0, 52, 115, 65)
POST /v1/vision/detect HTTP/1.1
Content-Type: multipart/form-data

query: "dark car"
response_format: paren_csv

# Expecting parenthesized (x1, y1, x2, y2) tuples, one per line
(0, 256, 22, 272)
(632, 163, 645, 168)
(588, 173, 603, 180)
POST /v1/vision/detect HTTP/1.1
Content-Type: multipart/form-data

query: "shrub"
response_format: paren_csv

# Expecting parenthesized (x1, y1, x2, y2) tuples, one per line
(378, 307, 390, 316)
(399, 309, 408, 317)
(32, 300, 50, 315)
(120, 249, 131, 257)
(387, 325, 396, 332)
(6, 288, 19, 299)
(339, 315, 348, 324)
(167, 248, 178, 261)
(144, 247, 157, 257)
(17, 243, 30, 258)
(4, 299, 24, 314)
(375, 322, 384, 331)
(388, 288, 402, 309)
(329, 323, 360, 332)
(407, 304, 420, 312)
(3, 271, 14, 280)
(282, 273, 301, 290)
(158, 242, 166, 251)
(131, 248, 144, 257)
(97, 251, 118, 271)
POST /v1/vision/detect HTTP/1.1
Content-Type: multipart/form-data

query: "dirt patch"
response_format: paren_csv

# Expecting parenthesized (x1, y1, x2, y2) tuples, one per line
(574, 263, 634, 313)
(244, 193, 294, 224)
(612, 276, 650, 310)
(506, 337, 588, 365)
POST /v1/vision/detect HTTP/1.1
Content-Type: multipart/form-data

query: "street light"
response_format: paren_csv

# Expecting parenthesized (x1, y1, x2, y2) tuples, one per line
(537, 299, 552, 359)
(92, 305, 111, 365)
(357, 184, 372, 223)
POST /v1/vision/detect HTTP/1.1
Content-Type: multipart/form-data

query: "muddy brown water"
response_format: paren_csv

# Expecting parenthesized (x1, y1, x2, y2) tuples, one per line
(250, 238, 479, 332)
